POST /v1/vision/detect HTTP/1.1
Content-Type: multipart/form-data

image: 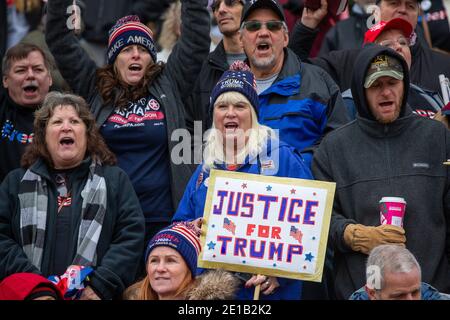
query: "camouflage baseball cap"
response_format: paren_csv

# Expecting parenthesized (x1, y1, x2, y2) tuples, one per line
(364, 55, 404, 88)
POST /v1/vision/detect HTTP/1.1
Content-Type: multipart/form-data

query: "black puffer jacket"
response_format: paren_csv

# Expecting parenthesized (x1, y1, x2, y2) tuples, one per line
(45, 0, 210, 210)
(312, 46, 450, 299)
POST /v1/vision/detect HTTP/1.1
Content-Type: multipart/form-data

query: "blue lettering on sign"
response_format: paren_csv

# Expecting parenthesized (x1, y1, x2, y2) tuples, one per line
(268, 242, 284, 261)
(249, 240, 265, 259)
(213, 190, 228, 215)
(288, 199, 303, 223)
(304, 201, 318, 225)
(217, 235, 232, 254)
(257, 195, 278, 220)
(227, 192, 241, 216)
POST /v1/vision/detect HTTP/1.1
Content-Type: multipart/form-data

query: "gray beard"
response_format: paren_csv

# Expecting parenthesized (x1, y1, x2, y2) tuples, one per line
(249, 54, 276, 71)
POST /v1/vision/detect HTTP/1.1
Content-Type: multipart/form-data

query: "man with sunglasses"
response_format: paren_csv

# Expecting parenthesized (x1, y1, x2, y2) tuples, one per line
(238, 0, 348, 170)
(341, 18, 444, 119)
(289, 0, 450, 94)
(186, 0, 247, 135)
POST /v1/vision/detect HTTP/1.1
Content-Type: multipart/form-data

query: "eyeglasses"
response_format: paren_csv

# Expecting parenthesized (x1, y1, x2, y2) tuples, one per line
(378, 37, 411, 48)
(211, 0, 243, 12)
(241, 20, 286, 32)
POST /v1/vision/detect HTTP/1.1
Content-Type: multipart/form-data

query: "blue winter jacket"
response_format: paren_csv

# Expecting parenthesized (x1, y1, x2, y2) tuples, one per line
(256, 48, 349, 167)
(173, 139, 313, 300)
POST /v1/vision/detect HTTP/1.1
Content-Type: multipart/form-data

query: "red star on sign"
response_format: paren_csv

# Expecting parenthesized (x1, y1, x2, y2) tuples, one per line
(290, 188, 296, 194)
(242, 183, 247, 189)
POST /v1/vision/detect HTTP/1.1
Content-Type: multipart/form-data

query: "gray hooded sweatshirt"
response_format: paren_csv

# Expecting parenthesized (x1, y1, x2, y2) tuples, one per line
(312, 45, 450, 300)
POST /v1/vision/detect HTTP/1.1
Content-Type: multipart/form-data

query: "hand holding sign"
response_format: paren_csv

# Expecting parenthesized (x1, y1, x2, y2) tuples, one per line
(245, 275, 279, 295)
(198, 170, 336, 282)
(191, 217, 203, 235)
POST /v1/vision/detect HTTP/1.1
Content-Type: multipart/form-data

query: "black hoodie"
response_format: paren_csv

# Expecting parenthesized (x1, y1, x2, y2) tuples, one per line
(351, 46, 410, 122)
(312, 45, 450, 299)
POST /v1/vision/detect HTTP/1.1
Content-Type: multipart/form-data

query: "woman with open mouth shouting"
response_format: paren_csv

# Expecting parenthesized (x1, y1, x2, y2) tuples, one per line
(172, 61, 313, 300)
(0, 92, 145, 300)
(45, 0, 211, 251)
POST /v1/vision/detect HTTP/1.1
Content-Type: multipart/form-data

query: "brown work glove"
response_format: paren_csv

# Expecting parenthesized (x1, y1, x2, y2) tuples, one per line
(343, 224, 406, 255)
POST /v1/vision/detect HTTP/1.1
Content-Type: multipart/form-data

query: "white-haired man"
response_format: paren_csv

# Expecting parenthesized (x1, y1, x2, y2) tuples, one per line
(350, 245, 450, 300)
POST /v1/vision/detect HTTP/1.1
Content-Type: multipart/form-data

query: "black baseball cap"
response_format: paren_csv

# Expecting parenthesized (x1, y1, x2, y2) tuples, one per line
(241, 0, 286, 23)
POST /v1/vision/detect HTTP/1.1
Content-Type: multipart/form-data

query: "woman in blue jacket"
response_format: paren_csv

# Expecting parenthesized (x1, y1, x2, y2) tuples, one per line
(172, 62, 313, 300)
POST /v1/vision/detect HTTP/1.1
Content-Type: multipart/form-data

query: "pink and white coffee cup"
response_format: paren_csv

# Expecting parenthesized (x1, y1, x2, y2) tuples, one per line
(379, 197, 406, 227)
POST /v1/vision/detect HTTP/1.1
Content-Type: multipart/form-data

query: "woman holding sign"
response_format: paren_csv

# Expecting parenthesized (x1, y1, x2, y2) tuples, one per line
(172, 62, 313, 300)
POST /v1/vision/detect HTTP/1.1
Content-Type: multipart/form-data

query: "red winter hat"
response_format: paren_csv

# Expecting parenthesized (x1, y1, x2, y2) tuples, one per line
(364, 18, 414, 44)
(0, 273, 64, 300)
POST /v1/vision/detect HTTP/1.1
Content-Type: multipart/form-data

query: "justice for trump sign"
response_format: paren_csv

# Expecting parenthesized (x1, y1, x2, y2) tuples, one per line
(198, 169, 336, 282)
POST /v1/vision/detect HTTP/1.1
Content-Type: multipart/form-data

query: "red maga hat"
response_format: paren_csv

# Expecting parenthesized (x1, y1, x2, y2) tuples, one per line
(364, 18, 414, 44)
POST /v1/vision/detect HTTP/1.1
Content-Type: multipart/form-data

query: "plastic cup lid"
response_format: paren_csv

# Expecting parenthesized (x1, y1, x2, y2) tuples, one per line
(379, 197, 406, 204)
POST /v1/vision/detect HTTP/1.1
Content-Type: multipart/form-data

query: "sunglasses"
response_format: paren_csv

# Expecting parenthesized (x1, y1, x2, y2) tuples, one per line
(211, 0, 243, 12)
(241, 20, 286, 32)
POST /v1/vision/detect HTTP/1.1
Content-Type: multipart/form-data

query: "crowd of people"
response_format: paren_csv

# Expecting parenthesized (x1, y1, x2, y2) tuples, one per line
(1, 0, 450, 300)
